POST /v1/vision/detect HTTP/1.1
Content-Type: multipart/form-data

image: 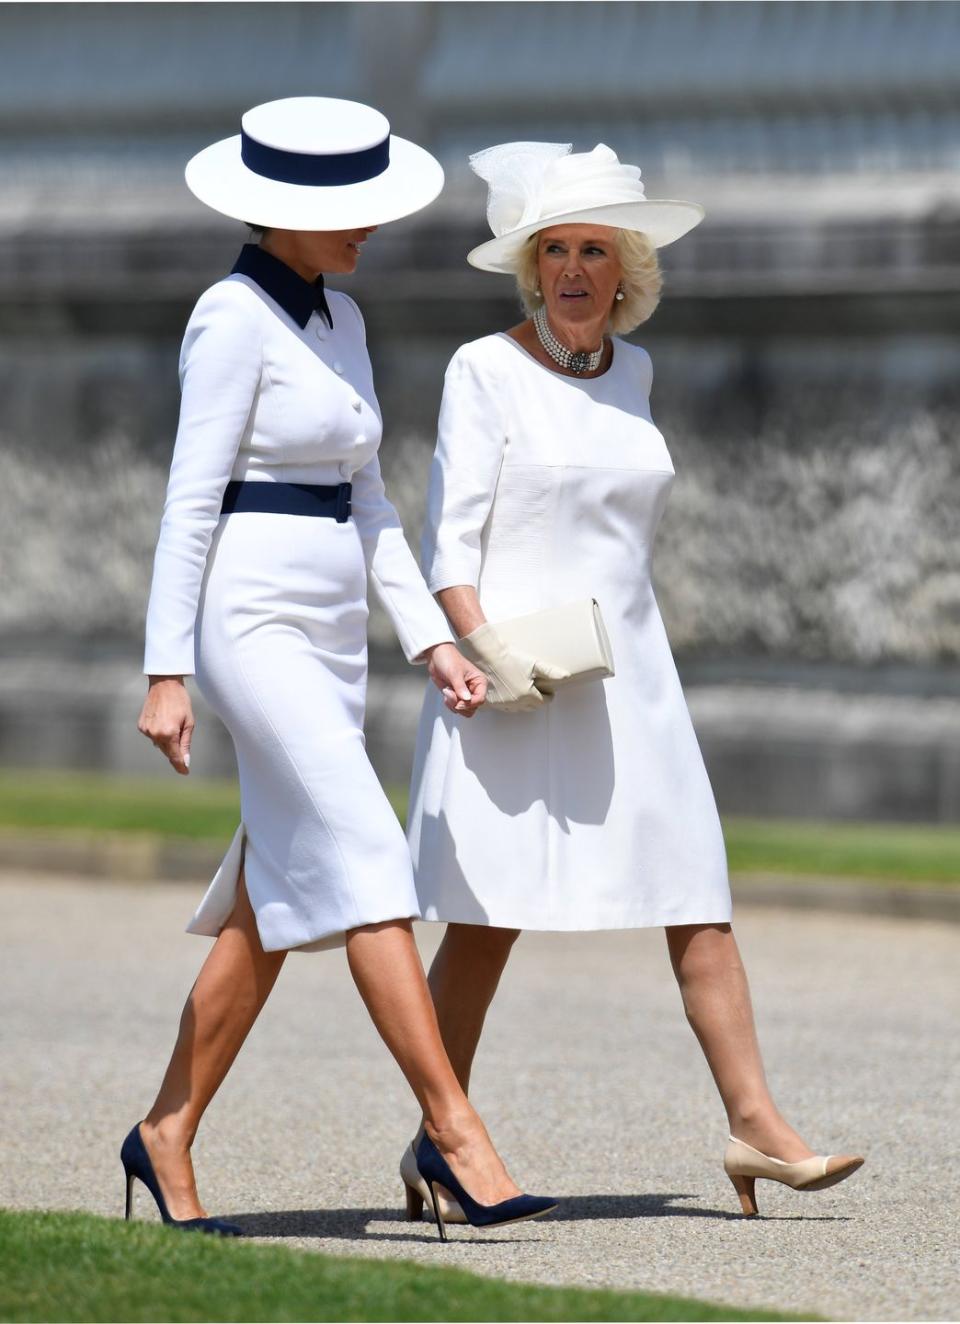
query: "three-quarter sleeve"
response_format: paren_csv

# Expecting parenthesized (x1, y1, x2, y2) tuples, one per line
(421, 346, 506, 594)
(350, 452, 453, 663)
(143, 283, 262, 675)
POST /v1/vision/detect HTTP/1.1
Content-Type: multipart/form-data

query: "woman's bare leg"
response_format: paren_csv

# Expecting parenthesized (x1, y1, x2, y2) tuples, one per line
(423, 923, 521, 1092)
(346, 920, 521, 1203)
(139, 903, 524, 1215)
(138, 871, 287, 1219)
(666, 923, 815, 1161)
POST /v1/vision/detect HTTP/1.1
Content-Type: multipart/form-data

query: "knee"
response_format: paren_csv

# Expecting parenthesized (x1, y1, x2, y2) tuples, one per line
(667, 922, 737, 986)
(444, 923, 521, 968)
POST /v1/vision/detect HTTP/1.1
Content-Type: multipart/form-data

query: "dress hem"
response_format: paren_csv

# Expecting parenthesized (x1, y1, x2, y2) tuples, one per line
(415, 906, 733, 932)
(185, 822, 421, 953)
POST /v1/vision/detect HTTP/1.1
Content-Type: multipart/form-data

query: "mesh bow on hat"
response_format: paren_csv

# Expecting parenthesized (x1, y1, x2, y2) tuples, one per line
(465, 140, 704, 273)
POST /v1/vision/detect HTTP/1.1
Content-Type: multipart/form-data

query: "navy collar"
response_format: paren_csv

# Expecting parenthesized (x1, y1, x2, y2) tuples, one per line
(231, 244, 333, 330)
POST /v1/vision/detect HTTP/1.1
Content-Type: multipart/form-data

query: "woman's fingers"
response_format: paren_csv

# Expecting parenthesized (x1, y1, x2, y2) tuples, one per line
(169, 717, 195, 775)
(463, 664, 488, 705)
(137, 680, 195, 774)
(152, 723, 190, 774)
(429, 645, 487, 714)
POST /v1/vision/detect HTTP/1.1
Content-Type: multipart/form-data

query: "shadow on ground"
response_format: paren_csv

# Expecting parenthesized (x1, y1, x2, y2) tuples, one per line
(228, 1193, 850, 1241)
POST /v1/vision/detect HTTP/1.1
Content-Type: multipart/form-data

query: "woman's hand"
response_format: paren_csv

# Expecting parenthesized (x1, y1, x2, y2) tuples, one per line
(137, 677, 195, 775)
(425, 643, 487, 718)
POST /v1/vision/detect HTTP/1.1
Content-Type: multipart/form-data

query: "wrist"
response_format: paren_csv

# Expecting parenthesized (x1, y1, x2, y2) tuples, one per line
(420, 641, 455, 662)
(147, 675, 185, 687)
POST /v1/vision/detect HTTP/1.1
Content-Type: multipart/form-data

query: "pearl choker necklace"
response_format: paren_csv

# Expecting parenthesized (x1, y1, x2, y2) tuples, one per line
(533, 305, 604, 376)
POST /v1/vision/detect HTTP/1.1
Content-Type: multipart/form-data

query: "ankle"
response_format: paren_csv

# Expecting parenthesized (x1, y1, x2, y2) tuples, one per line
(141, 1114, 196, 1153)
(727, 1099, 778, 1135)
(423, 1107, 483, 1151)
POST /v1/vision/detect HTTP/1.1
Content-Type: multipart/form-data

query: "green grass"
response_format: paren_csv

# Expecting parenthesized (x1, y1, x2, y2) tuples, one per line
(724, 816, 960, 885)
(0, 1210, 803, 1323)
(0, 768, 957, 885)
(0, 769, 243, 841)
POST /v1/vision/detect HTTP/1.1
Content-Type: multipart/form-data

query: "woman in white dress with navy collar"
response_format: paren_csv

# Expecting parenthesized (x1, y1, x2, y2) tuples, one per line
(406, 142, 864, 1218)
(128, 101, 554, 1239)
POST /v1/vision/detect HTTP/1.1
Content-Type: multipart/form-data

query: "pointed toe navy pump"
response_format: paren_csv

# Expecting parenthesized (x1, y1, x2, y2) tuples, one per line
(121, 1124, 243, 1237)
(415, 1132, 557, 1242)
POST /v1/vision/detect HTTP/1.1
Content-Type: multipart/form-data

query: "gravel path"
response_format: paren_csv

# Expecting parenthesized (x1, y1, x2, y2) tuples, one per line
(2, 872, 957, 1321)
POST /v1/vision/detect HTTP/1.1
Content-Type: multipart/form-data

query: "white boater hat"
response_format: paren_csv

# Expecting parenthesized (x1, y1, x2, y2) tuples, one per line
(185, 97, 444, 230)
(466, 142, 703, 273)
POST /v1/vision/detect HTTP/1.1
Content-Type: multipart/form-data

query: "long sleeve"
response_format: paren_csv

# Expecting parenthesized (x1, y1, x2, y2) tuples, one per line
(421, 346, 507, 594)
(350, 452, 453, 663)
(143, 283, 262, 675)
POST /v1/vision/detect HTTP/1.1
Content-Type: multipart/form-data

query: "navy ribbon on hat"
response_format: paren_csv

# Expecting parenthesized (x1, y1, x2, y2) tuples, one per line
(241, 131, 390, 187)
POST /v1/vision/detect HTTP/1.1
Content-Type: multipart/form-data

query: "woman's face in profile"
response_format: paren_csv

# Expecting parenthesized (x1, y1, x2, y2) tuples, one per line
(537, 224, 622, 326)
(264, 226, 380, 278)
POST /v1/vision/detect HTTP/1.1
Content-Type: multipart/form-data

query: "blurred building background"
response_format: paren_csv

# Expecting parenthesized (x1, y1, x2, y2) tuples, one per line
(2, 0, 959, 820)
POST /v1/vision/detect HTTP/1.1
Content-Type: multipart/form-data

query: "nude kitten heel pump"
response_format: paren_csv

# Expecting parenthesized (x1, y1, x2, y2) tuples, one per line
(724, 1136, 865, 1216)
(400, 1142, 467, 1225)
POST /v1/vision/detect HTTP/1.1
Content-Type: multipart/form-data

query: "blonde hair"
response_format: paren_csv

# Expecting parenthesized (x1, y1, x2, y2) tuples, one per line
(515, 228, 662, 335)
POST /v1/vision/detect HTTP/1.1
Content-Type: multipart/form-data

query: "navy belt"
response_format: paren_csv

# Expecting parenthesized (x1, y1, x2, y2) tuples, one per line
(220, 480, 352, 523)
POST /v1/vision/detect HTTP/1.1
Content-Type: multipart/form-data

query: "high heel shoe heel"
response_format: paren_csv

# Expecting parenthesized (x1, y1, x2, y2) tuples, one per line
(724, 1136, 865, 1217)
(399, 1143, 467, 1225)
(121, 1124, 242, 1237)
(414, 1132, 557, 1243)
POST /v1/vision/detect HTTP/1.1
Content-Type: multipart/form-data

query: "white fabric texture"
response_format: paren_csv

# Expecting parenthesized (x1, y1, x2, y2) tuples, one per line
(407, 334, 732, 931)
(143, 274, 451, 951)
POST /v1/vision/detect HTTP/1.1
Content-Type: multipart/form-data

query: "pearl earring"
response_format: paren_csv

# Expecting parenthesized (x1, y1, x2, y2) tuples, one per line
(615, 286, 625, 302)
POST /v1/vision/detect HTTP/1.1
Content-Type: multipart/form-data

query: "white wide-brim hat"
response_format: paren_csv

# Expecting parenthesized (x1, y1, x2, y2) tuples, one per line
(466, 142, 703, 273)
(185, 97, 444, 230)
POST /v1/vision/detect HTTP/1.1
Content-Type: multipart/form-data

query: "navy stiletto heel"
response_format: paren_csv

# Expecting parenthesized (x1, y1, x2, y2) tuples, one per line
(414, 1132, 557, 1242)
(121, 1123, 242, 1237)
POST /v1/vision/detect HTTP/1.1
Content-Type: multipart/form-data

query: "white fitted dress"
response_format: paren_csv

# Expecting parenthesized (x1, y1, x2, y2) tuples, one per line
(143, 250, 451, 952)
(407, 333, 731, 930)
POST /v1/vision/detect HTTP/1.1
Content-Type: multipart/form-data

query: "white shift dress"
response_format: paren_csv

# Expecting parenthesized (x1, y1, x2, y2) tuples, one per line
(407, 333, 732, 930)
(143, 248, 451, 952)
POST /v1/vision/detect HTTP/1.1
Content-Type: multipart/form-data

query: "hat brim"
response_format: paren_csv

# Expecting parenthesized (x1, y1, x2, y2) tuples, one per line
(185, 133, 444, 229)
(466, 199, 705, 273)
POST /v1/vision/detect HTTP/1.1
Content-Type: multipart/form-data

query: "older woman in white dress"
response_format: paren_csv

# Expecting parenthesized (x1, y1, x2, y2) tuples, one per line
(405, 142, 864, 1219)
(129, 102, 554, 1240)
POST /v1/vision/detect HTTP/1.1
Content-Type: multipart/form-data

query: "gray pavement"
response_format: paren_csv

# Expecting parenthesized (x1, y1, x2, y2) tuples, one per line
(1, 871, 957, 1322)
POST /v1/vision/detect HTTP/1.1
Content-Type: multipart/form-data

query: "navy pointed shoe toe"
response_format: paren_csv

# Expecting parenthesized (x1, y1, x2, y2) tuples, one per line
(414, 1132, 557, 1241)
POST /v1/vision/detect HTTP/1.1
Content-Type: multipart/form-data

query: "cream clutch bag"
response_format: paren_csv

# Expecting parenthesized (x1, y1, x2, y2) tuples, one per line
(492, 598, 615, 688)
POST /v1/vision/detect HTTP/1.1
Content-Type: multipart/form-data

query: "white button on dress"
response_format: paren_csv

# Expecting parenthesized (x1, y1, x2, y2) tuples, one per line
(334, 361, 344, 374)
(407, 333, 731, 933)
(143, 275, 451, 953)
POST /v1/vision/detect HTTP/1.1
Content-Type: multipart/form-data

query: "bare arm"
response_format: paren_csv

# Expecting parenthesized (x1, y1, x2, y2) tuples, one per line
(435, 584, 569, 713)
(436, 585, 486, 639)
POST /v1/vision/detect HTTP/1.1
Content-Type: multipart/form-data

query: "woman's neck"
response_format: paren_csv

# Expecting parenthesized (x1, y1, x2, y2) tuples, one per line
(259, 235, 320, 284)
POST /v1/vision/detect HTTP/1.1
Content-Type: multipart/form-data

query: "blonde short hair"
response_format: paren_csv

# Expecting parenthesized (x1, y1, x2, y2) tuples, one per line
(515, 228, 662, 335)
